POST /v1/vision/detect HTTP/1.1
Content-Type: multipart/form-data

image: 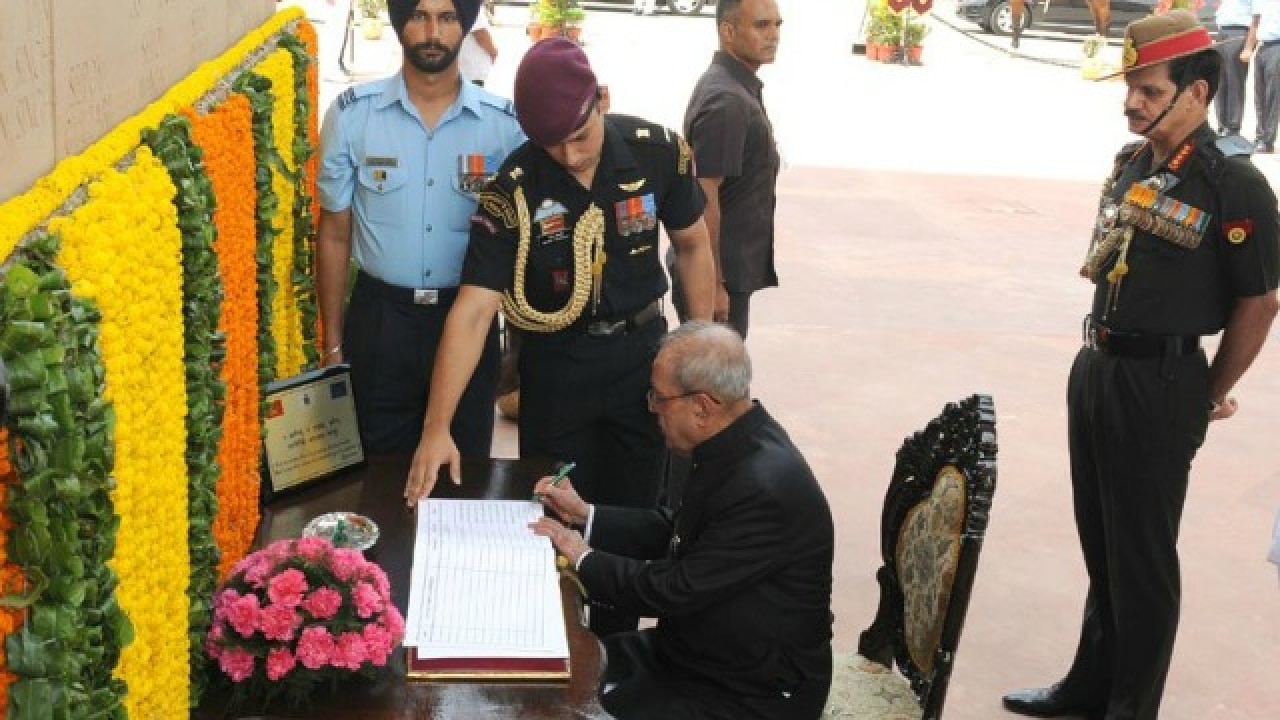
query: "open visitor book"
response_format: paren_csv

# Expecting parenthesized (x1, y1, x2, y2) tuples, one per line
(404, 498, 571, 682)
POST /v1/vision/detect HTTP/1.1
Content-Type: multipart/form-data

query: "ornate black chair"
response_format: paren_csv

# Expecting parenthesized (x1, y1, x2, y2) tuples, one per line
(823, 394, 998, 720)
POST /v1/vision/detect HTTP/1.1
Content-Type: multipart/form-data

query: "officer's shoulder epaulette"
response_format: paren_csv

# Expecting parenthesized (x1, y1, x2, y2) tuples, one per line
(334, 81, 384, 112)
(477, 94, 516, 117)
(611, 114, 675, 147)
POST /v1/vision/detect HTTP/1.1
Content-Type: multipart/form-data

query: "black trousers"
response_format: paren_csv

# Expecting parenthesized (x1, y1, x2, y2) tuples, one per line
(1215, 26, 1250, 136)
(517, 316, 666, 508)
(1063, 345, 1209, 720)
(666, 247, 753, 339)
(344, 274, 500, 456)
(1254, 42, 1280, 149)
(601, 630, 828, 720)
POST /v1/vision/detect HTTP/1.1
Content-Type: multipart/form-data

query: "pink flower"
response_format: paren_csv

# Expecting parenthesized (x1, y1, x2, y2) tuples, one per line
(259, 603, 301, 642)
(267, 567, 309, 608)
(329, 548, 362, 582)
(266, 647, 297, 681)
(302, 586, 343, 620)
(352, 581, 383, 619)
(333, 632, 369, 670)
(219, 646, 257, 683)
(381, 606, 405, 640)
(296, 626, 336, 670)
(294, 535, 330, 562)
(243, 557, 274, 588)
(361, 622, 394, 666)
(225, 593, 262, 638)
(214, 588, 240, 613)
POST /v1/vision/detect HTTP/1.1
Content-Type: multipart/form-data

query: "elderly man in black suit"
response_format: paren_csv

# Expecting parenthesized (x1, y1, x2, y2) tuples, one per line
(531, 320, 834, 720)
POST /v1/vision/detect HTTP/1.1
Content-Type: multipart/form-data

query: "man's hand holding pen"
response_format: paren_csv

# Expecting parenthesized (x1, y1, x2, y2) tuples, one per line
(530, 471, 591, 566)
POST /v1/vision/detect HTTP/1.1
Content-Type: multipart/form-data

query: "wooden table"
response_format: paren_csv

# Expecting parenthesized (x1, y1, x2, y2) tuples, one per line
(197, 456, 610, 719)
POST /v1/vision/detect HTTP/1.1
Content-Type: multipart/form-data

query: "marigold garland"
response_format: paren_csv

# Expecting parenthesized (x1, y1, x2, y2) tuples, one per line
(283, 27, 322, 368)
(260, 49, 307, 379)
(52, 148, 191, 719)
(237, 72, 282, 391)
(0, 428, 23, 709)
(183, 97, 263, 584)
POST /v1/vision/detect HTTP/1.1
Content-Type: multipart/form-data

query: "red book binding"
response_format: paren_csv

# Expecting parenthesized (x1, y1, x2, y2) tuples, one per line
(406, 649, 570, 683)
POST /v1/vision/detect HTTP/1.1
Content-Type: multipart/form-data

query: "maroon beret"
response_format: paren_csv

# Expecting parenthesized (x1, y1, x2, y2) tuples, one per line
(514, 38, 599, 147)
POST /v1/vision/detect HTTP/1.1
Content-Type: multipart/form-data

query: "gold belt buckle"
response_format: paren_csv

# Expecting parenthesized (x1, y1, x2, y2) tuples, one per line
(413, 289, 439, 305)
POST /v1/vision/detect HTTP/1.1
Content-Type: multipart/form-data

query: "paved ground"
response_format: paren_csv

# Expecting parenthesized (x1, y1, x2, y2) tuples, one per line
(292, 2, 1280, 717)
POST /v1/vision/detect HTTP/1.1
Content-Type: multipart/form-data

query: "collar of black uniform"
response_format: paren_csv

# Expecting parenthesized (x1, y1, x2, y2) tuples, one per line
(712, 51, 764, 97)
(691, 400, 768, 466)
(599, 116, 640, 176)
(1132, 122, 1216, 177)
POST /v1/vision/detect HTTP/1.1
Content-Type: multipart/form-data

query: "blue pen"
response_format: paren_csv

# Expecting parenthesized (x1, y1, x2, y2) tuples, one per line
(534, 462, 576, 502)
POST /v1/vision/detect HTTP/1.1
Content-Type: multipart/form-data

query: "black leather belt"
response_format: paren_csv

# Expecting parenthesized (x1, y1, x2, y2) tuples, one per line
(357, 271, 458, 306)
(1083, 317, 1199, 358)
(585, 300, 662, 337)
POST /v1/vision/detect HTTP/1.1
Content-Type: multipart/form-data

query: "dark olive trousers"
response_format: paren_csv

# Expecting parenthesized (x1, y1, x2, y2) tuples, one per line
(1062, 345, 1209, 720)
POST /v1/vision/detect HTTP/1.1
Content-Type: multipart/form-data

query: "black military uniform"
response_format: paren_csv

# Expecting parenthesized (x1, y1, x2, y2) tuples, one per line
(1066, 124, 1279, 718)
(463, 114, 703, 511)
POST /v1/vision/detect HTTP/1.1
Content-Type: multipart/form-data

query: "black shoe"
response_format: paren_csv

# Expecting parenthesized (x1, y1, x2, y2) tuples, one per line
(1002, 682, 1103, 717)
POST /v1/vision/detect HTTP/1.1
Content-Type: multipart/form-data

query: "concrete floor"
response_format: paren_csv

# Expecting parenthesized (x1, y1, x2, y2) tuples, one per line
(290, 2, 1280, 716)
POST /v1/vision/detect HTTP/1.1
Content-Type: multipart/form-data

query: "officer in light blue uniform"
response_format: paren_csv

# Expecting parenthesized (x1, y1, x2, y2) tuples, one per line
(317, 0, 525, 456)
(1214, 0, 1258, 137)
(1253, 0, 1280, 152)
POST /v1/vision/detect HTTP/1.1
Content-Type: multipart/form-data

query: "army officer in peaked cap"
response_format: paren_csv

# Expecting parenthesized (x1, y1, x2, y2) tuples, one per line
(1004, 11, 1279, 720)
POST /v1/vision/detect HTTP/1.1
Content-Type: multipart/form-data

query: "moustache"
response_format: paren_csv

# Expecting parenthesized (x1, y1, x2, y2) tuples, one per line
(411, 41, 449, 55)
(1124, 109, 1146, 122)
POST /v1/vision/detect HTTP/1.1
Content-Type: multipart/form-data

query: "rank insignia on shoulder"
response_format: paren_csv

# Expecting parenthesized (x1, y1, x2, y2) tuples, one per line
(677, 135, 692, 176)
(1224, 219, 1253, 244)
(337, 87, 356, 111)
(509, 166, 524, 182)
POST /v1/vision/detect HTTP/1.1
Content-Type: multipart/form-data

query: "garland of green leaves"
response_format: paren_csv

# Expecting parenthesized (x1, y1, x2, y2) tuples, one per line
(234, 73, 282, 392)
(142, 115, 227, 707)
(0, 234, 130, 718)
(279, 34, 320, 369)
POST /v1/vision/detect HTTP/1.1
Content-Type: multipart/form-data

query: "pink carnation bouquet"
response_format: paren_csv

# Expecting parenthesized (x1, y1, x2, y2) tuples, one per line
(206, 536, 405, 708)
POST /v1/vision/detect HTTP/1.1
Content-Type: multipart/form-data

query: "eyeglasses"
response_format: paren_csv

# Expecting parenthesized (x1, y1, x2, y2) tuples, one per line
(646, 387, 722, 412)
(646, 387, 700, 412)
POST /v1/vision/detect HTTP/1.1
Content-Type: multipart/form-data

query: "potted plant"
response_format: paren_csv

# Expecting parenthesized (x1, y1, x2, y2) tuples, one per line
(358, 0, 387, 40)
(865, 0, 902, 62)
(903, 14, 929, 64)
(530, 0, 586, 43)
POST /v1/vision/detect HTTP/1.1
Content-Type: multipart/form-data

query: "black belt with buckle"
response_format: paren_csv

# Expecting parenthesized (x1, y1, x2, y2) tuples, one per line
(1083, 317, 1199, 358)
(585, 300, 662, 337)
(357, 271, 458, 306)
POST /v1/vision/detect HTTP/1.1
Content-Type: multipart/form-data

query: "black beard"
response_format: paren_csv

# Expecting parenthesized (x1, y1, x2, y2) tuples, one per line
(406, 41, 461, 74)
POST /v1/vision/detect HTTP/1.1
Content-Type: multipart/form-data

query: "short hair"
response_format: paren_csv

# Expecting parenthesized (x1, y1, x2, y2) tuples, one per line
(1168, 49, 1221, 103)
(659, 321, 751, 403)
(716, 0, 744, 25)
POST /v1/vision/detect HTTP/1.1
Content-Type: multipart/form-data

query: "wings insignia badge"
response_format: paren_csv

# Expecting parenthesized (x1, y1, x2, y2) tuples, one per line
(618, 179, 646, 192)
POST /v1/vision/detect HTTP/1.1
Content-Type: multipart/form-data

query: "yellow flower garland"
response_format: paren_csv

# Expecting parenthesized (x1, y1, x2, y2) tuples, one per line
(260, 49, 307, 379)
(50, 148, 191, 719)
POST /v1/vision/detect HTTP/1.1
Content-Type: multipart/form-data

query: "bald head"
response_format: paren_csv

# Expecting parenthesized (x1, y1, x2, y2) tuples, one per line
(657, 321, 752, 404)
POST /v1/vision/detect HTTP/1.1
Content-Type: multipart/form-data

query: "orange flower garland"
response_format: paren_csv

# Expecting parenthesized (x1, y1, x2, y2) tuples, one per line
(0, 428, 24, 708)
(184, 98, 264, 579)
(297, 20, 324, 361)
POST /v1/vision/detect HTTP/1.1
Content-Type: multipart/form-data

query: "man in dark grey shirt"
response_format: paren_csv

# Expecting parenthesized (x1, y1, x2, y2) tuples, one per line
(671, 0, 782, 340)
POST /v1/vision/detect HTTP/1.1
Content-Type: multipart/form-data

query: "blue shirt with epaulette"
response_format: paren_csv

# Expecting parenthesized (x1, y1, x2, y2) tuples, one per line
(318, 73, 525, 289)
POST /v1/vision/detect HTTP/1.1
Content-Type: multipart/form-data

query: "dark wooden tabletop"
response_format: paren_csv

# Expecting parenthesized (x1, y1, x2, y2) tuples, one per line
(196, 456, 610, 719)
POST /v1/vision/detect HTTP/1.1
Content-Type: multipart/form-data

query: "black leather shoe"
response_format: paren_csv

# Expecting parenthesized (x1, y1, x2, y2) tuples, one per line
(1002, 683, 1103, 717)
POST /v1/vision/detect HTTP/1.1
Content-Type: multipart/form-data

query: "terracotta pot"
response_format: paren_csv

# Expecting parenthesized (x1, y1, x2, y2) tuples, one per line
(526, 22, 545, 40)
(907, 45, 923, 64)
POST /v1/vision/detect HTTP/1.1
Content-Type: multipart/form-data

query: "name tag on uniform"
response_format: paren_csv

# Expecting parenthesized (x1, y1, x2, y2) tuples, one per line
(366, 156, 399, 168)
